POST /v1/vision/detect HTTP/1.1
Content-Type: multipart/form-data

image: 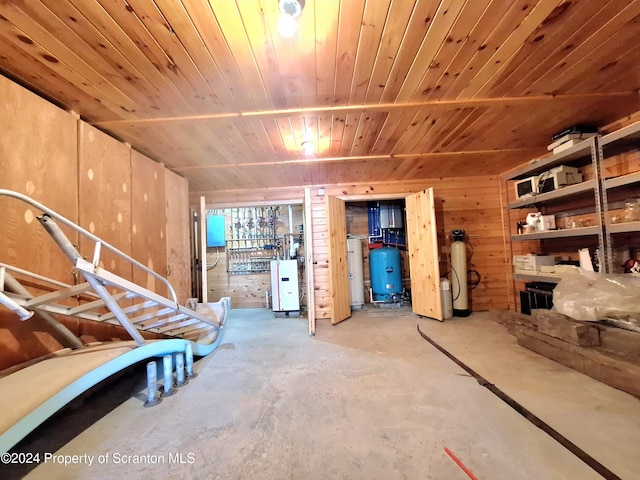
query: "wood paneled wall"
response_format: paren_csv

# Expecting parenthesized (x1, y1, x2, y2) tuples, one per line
(200, 177, 510, 320)
(227, 177, 509, 321)
(0, 76, 190, 369)
(325, 178, 510, 318)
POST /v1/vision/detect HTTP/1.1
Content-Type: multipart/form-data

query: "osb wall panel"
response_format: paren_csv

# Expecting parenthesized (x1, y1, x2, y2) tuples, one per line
(0, 75, 78, 283)
(0, 77, 192, 370)
(165, 170, 192, 305)
(78, 122, 132, 281)
(0, 76, 79, 369)
(131, 151, 167, 296)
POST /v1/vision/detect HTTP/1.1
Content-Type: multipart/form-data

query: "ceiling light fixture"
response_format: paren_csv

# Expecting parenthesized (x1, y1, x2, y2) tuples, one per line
(278, 0, 305, 38)
(301, 140, 315, 156)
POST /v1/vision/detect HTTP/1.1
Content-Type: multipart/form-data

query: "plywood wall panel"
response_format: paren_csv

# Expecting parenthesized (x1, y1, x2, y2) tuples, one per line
(131, 151, 167, 295)
(0, 77, 78, 368)
(165, 170, 192, 305)
(0, 75, 78, 283)
(78, 122, 132, 281)
(0, 76, 196, 368)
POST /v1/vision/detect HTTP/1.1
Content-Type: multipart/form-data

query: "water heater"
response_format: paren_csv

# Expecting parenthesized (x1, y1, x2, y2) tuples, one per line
(369, 247, 403, 302)
(347, 238, 365, 309)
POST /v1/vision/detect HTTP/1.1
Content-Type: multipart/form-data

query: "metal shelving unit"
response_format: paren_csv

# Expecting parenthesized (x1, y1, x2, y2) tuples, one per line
(600, 121, 640, 273)
(507, 121, 640, 277)
(506, 136, 607, 285)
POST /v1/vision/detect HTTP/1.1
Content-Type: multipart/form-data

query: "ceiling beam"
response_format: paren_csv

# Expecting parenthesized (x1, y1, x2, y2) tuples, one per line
(172, 147, 543, 171)
(94, 92, 634, 128)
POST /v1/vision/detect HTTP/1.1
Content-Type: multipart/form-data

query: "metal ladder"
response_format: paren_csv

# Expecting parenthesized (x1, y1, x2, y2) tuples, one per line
(0, 189, 227, 346)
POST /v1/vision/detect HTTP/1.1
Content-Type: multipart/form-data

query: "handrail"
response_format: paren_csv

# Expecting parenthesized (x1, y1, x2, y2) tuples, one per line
(0, 262, 93, 292)
(0, 189, 178, 305)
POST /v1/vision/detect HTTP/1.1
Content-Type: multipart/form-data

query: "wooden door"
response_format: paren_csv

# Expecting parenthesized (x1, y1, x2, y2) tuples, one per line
(405, 188, 443, 320)
(326, 195, 351, 324)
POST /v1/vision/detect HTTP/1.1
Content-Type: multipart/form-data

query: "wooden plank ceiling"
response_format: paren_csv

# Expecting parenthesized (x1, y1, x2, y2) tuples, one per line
(1, 0, 639, 196)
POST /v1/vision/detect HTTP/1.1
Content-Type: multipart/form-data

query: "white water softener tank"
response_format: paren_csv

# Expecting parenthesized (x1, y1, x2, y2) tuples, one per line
(347, 238, 365, 309)
(450, 229, 470, 317)
(440, 278, 453, 320)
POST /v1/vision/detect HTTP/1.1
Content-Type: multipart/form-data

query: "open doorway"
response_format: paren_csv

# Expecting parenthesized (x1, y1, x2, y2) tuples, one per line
(345, 199, 410, 310)
(195, 204, 306, 314)
(327, 188, 446, 325)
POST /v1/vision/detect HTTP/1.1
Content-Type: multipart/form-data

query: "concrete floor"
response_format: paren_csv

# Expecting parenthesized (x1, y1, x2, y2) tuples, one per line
(8, 307, 640, 479)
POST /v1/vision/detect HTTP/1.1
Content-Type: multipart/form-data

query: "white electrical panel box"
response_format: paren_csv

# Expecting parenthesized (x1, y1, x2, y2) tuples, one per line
(271, 259, 300, 311)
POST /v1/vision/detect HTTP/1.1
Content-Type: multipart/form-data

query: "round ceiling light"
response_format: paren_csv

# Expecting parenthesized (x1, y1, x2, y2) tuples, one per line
(277, 0, 305, 38)
(278, 13, 298, 38)
(279, 0, 305, 18)
(301, 140, 314, 156)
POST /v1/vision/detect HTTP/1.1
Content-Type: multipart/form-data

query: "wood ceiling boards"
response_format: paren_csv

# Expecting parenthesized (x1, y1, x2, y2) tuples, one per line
(0, 0, 639, 195)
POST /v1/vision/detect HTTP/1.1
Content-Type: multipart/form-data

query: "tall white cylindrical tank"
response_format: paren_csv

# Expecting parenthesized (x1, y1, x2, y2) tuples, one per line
(347, 238, 365, 309)
(451, 239, 470, 316)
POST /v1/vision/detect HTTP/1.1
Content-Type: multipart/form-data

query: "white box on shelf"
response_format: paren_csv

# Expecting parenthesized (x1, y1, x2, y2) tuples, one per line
(513, 254, 557, 272)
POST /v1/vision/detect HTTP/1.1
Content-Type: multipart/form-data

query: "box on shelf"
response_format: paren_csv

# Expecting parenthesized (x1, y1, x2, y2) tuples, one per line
(538, 166, 583, 193)
(513, 254, 557, 273)
(514, 166, 582, 200)
(547, 132, 597, 152)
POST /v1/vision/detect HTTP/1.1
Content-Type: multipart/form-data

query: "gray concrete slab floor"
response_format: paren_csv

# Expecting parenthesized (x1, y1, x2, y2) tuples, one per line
(13, 307, 640, 479)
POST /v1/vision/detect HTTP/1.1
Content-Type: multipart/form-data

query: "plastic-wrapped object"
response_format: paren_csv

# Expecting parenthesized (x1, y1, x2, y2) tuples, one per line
(553, 267, 640, 322)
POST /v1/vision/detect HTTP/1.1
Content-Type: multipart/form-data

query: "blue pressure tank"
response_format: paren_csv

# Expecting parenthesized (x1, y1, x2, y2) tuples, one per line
(369, 247, 403, 302)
